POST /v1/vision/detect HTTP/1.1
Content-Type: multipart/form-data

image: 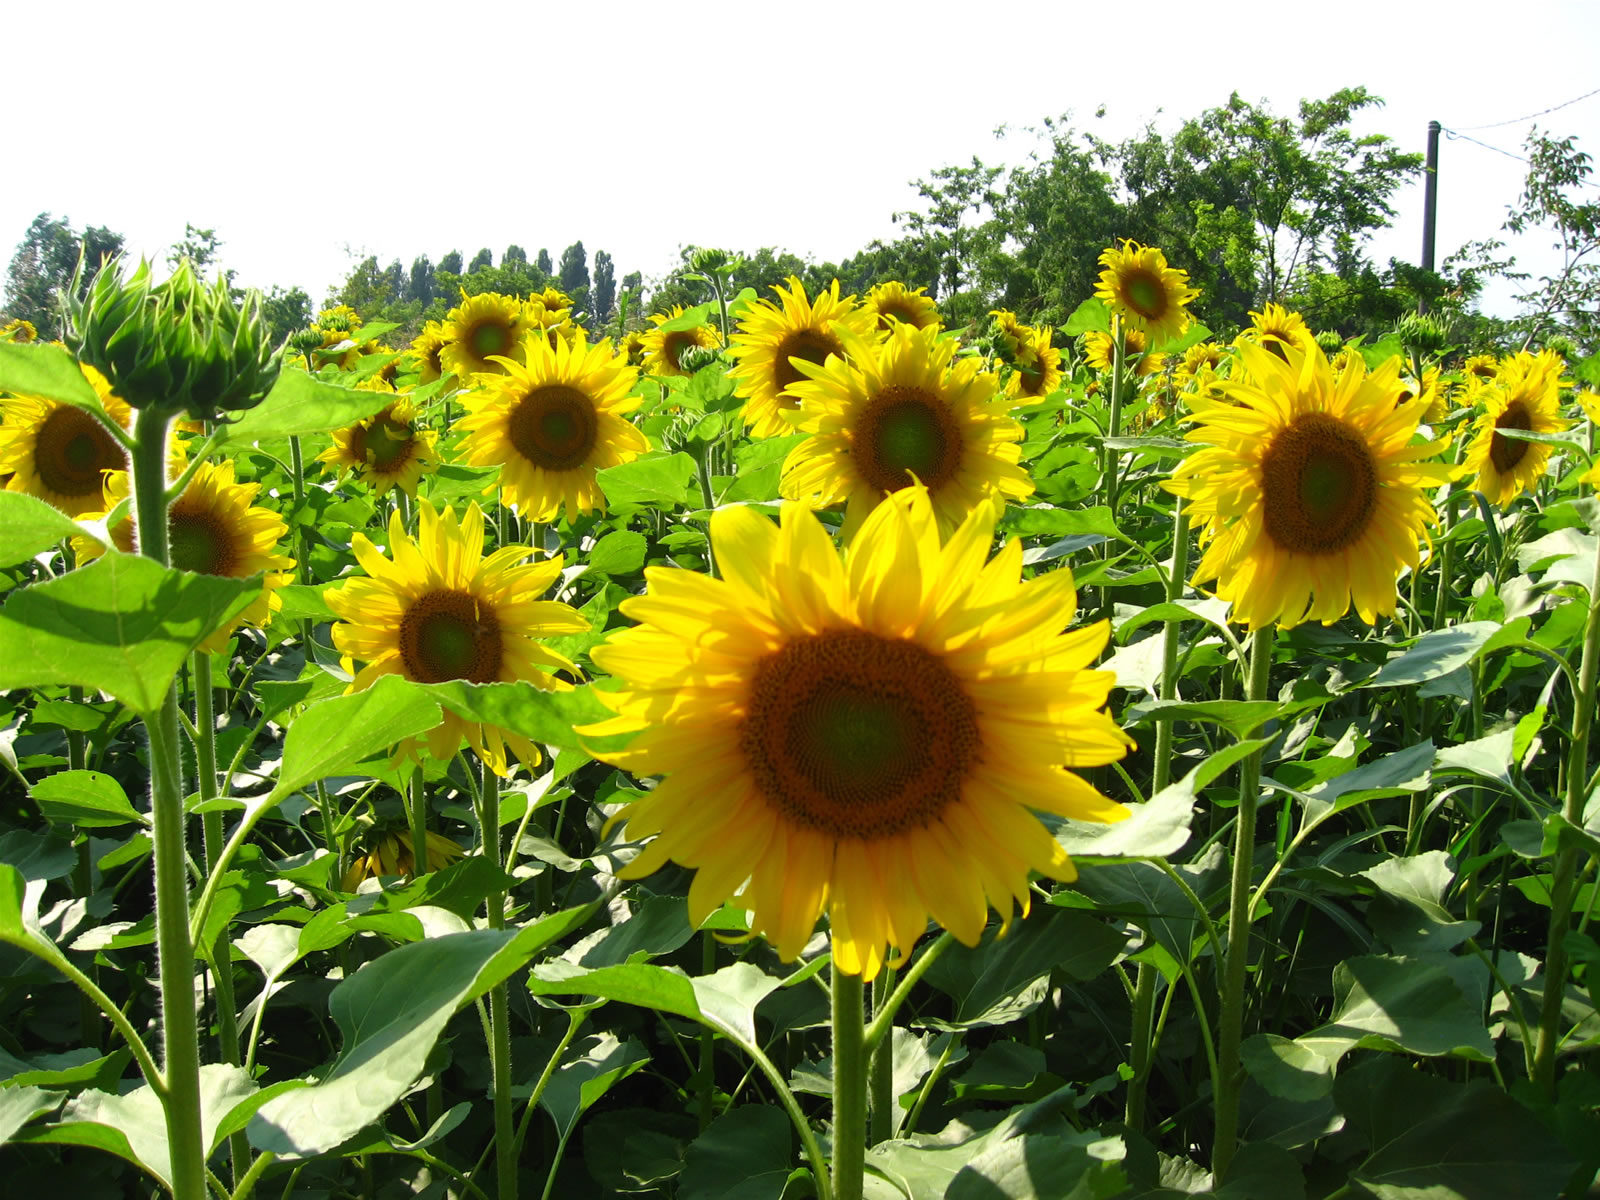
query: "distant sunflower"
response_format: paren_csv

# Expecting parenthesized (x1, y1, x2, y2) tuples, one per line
(409, 321, 451, 385)
(1094, 241, 1199, 347)
(1240, 303, 1315, 360)
(866, 282, 941, 332)
(1, 318, 37, 342)
(532, 287, 574, 317)
(1166, 341, 1455, 630)
(619, 329, 648, 367)
(342, 828, 465, 890)
(456, 333, 647, 522)
(1462, 354, 1499, 384)
(781, 323, 1032, 538)
(1462, 349, 1572, 506)
(989, 309, 1030, 361)
(1579, 392, 1600, 488)
(642, 306, 723, 377)
(728, 276, 877, 437)
(77, 461, 295, 653)
(327, 500, 588, 775)
(440, 292, 532, 380)
(0, 365, 132, 515)
(578, 488, 1132, 980)
(1394, 366, 1449, 424)
(1005, 326, 1064, 402)
(1083, 328, 1156, 375)
(317, 395, 440, 496)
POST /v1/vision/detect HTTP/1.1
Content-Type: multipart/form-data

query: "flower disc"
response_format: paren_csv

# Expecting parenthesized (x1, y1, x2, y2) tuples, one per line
(642, 306, 723, 377)
(440, 292, 531, 379)
(0, 371, 132, 515)
(1462, 349, 1571, 506)
(1094, 241, 1199, 347)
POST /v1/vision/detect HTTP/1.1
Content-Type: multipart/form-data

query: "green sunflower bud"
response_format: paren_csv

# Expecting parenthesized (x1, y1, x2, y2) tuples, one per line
(64, 254, 283, 422)
(676, 343, 725, 374)
(1314, 330, 1343, 353)
(687, 246, 731, 275)
(1396, 313, 1447, 356)
(288, 328, 325, 358)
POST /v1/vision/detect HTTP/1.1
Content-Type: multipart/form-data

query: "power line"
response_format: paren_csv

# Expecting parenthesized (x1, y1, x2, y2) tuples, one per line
(1439, 125, 1600, 188)
(1455, 85, 1600, 132)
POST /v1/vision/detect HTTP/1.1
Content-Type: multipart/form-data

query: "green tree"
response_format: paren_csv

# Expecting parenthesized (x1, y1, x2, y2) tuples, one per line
(504, 244, 527, 267)
(1504, 127, 1600, 351)
(535, 248, 552, 275)
(558, 241, 589, 294)
(408, 255, 436, 305)
(2, 212, 124, 338)
(262, 285, 312, 344)
(439, 249, 464, 275)
(166, 223, 231, 284)
(469, 247, 494, 272)
(591, 250, 616, 322)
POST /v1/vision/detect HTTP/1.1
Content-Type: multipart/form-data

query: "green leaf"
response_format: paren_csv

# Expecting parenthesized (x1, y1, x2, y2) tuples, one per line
(249, 919, 577, 1157)
(1435, 727, 1517, 790)
(1215, 1142, 1306, 1200)
(1239, 1033, 1333, 1102)
(1296, 740, 1435, 833)
(0, 1086, 64, 1146)
(1360, 851, 1479, 955)
(538, 1033, 650, 1141)
(403, 679, 595, 752)
(565, 893, 695, 967)
(946, 1128, 1127, 1200)
(527, 960, 781, 1047)
(657, 304, 715, 334)
(1072, 846, 1224, 966)
(1360, 622, 1505, 689)
(0, 341, 102, 411)
(0, 552, 255, 713)
(596, 451, 698, 510)
(212, 368, 392, 445)
(585, 529, 648, 576)
(0, 1046, 130, 1092)
(679, 1105, 795, 1200)
(1337, 1056, 1574, 1200)
(1297, 954, 1493, 1066)
(1063, 297, 1111, 336)
(1123, 698, 1326, 740)
(1518, 527, 1599, 594)
(0, 493, 95, 568)
(30, 770, 144, 828)
(268, 674, 443, 803)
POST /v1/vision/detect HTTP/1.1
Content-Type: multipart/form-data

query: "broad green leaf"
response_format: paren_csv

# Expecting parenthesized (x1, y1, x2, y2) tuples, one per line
(527, 960, 781, 1048)
(1297, 954, 1493, 1065)
(1518, 527, 1599, 594)
(946, 1128, 1126, 1200)
(1435, 727, 1517, 790)
(26, 1064, 254, 1188)
(0, 1086, 63, 1146)
(402, 679, 600, 752)
(0, 341, 102, 411)
(582, 1107, 697, 1193)
(31, 769, 144, 828)
(657, 304, 715, 334)
(596, 451, 698, 509)
(0, 552, 254, 712)
(272, 583, 335, 621)
(0, 492, 95, 568)
(1063, 297, 1111, 336)
(1360, 622, 1504, 689)
(1239, 1033, 1333, 1102)
(950, 1041, 1054, 1102)
(1360, 851, 1479, 954)
(268, 674, 442, 803)
(1071, 845, 1224, 966)
(1297, 740, 1435, 832)
(0, 831, 76, 883)
(1336, 1056, 1574, 1200)
(564, 894, 696, 968)
(1124, 697, 1326, 739)
(679, 1105, 794, 1200)
(249, 916, 580, 1157)
(212, 368, 392, 445)
(1003, 503, 1124, 542)
(538, 1033, 650, 1141)
(585, 529, 648, 576)
(1215, 1142, 1307, 1200)
(0, 1046, 130, 1092)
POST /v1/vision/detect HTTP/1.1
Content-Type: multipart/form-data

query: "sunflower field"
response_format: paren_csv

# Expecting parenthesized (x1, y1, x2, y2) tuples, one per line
(0, 231, 1598, 1200)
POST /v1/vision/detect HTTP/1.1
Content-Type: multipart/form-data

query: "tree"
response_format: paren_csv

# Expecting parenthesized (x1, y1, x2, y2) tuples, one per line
(439, 249, 464, 275)
(469, 247, 494, 272)
(558, 241, 589, 295)
(333, 255, 389, 314)
(1504, 127, 1600, 351)
(383, 259, 406, 303)
(591, 250, 616, 322)
(504, 245, 528, 266)
(408, 255, 436, 305)
(167, 223, 230, 283)
(262, 285, 312, 345)
(535, 248, 552, 276)
(2, 213, 124, 338)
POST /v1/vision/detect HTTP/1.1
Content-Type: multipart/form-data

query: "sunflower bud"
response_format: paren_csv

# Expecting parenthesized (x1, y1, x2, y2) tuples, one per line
(64, 254, 283, 422)
(1314, 330, 1343, 354)
(687, 246, 731, 275)
(288, 328, 325, 358)
(676, 343, 724, 374)
(1396, 314, 1446, 357)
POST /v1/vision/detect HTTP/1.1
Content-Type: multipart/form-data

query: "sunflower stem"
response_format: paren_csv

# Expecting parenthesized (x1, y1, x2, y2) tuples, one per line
(868, 964, 896, 1146)
(863, 932, 952, 1053)
(1532, 521, 1600, 1094)
(1125, 960, 1159, 1133)
(131, 405, 209, 1200)
(67, 684, 101, 1053)
(479, 764, 517, 1200)
(831, 966, 868, 1200)
(1099, 316, 1126, 616)
(407, 768, 430, 878)
(1212, 626, 1273, 1179)
(287, 434, 308, 588)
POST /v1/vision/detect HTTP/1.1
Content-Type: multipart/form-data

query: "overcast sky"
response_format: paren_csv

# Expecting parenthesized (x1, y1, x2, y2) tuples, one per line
(8, 0, 1599, 321)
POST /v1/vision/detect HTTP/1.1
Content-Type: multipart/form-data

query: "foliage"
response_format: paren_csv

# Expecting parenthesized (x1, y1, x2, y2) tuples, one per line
(1, 213, 124, 339)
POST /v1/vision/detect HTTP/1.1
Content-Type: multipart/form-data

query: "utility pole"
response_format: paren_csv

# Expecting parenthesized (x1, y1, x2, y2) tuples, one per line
(1419, 120, 1440, 314)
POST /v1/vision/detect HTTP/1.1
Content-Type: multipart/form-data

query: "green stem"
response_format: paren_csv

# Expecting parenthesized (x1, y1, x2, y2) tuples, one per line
(832, 967, 868, 1200)
(408, 769, 430, 878)
(868, 965, 896, 1145)
(132, 406, 209, 1200)
(1532, 530, 1600, 1093)
(1124, 961, 1158, 1132)
(1211, 627, 1273, 1178)
(694, 442, 719, 578)
(864, 932, 952, 1052)
(195, 654, 222, 871)
(477, 764, 516, 1200)
(67, 684, 100, 1052)
(286, 436, 308, 588)
(227, 1151, 275, 1200)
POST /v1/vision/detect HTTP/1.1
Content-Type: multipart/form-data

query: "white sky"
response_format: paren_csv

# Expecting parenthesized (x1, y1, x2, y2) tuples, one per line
(8, 0, 1600, 321)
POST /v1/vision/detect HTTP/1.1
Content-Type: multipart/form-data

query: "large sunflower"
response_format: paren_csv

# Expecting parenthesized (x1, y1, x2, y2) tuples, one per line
(76, 461, 295, 653)
(579, 489, 1132, 980)
(456, 333, 647, 522)
(728, 276, 877, 437)
(866, 282, 941, 332)
(641, 306, 723, 378)
(1462, 349, 1572, 506)
(781, 323, 1033, 539)
(0, 365, 132, 515)
(440, 292, 532, 380)
(1094, 241, 1199, 347)
(317, 394, 440, 497)
(327, 500, 588, 775)
(1165, 340, 1455, 630)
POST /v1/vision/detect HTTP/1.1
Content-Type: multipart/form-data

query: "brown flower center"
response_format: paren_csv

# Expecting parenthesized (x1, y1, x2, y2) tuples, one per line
(398, 589, 502, 683)
(853, 385, 963, 495)
(1489, 400, 1533, 473)
(350, 416, 416, 473)
(1120, 268, 1169, 320)
(740, 630, 980, 838)
(663, 330, 695, 373)
(773, 328, 843, 404)
(168, 508, 235, 576)
(34, 406, 124, 499)
(470, 319, 513, 360)
(507, 385, 598, 471)
(1260, 413, 1379, 555)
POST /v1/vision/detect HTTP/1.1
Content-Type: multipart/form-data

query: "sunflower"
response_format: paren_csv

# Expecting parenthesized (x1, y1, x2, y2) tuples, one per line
(456, 332, 647, 522)
(989, 309, 1030, 361)
(1239, 303, 1315, 360)
(532, 287, 574, 317)
(1462, 354, 1499, 384)
(1462, 349, 1572, 506)
(1083, 327, 1156, 375)
(527, 299, 582, 352)
(1005, 326, 1064, 402)
(619, 329, 649, 367)
(578, 488, 1132, 980)
(728, 276, 877, 437)
(0, 365, 132, 515)
(866, 282, 941, 332)
(642, 306, 723, 378)
(76, 460, 295, 653)
(409, 321, 451, 385)
(1, 318, 37, 342)
(780, 323, 1033, 539)
(1579, 392, 1600, 488)
(1094, 241, 1199, 347)
(1165, 340, 1456, 630)
(1394, 366, 1449, 424)
(327, 500, 588, 775)
(440, 292, 532, 380)
(342, 828, 465, 890)
(317, 395, 440, 497)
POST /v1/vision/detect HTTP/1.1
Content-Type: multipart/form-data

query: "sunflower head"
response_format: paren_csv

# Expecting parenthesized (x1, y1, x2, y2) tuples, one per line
(1004, 326, 1063, 402)
(1166, 339, 1457, 630)
(0, 364, 133, 515)
(1239, 303, 1315, 361)
(1462, 349, 1572, 507)
(1462, 353, 1499, 384)
(1094, 241, 1199, 347)
(440, 292, 532, 380)
(408, 321, 451, 385)
(1083, 327, 1149, 373)
(642, 306, 723, 378)
(866, 282, 941, 333)
(317, 397, 441, 497)
(1, 318, 37, 343)
(341, 828, 466, 890)
(619, 329, 649, 367)
(580, 487, 1132, 979)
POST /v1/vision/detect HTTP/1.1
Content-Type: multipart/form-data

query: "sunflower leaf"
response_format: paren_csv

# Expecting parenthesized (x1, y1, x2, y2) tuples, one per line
(0, 341, 103, 412)
(0, 493, 99, 568)
(268, 674, 443, 803)
(211, 368, 393, 445)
